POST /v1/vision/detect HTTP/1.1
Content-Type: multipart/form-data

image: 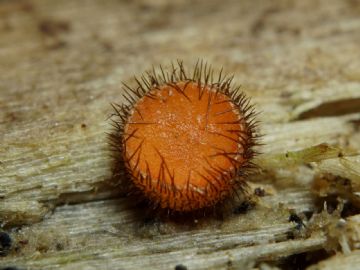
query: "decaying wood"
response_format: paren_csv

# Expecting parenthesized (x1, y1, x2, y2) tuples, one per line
(0, 0, 359, 269)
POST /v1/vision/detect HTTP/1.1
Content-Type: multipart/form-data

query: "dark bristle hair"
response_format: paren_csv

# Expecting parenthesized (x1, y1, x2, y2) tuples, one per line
(108, 60, 261, 219)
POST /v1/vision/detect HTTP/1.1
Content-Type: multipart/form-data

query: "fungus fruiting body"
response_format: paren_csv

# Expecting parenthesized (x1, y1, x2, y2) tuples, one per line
(110, 61, 259, 214)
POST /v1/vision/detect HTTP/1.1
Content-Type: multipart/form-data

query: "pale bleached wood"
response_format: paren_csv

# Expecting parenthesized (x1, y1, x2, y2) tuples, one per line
(0, 191, 325, 270)
(0, 0, 360, 269)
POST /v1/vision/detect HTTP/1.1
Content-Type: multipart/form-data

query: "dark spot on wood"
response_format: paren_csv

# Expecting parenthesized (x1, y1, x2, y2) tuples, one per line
(233, 201, 255, 214)
(305, 163, 314, 169)
(341, 178, 351, 187)
(302, 210, 314, 220)
(81, 123, 87, 129)
(317, 143, 330, 154)
(349, 119, 360, 131)
(288, 213, 305, 230)
(288, 213, 302, 223)
(5, 112, 17, 122)
(254, 187, 265, 197)
(175, 264, 187, 270)
(56, 243, 64, 251)
(38, 19, 71, 36)
(0, 231, 12, 256)
(323, 196, 338, 214)
(278, 249, 333, 270)
(18, 239, 28, 246)
(286, 231, 295, 240)
(341, 201, 360, 218)
(141, 216, 159, 226)
(36, 243, 49, 253)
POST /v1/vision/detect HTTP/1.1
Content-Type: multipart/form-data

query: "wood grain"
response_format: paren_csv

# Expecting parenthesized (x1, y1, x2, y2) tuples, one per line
(0, 0, 359, 269)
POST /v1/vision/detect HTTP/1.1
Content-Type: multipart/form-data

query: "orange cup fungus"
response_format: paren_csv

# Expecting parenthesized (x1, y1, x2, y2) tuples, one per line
(110, 61, 258, 213)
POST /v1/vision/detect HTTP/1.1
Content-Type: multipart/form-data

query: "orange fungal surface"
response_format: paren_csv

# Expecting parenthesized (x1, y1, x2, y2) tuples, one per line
(123, 81, 248, 211)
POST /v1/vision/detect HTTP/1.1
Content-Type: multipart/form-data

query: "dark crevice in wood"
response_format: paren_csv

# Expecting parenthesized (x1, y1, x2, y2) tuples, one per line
(297, 98, 360, 119)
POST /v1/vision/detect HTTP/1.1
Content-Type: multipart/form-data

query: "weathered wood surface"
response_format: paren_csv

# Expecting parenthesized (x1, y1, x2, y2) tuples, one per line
(0, 0, 360, 269)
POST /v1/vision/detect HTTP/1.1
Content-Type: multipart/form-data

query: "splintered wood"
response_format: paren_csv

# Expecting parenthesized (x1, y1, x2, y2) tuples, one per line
(0, 0, 359, 269)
